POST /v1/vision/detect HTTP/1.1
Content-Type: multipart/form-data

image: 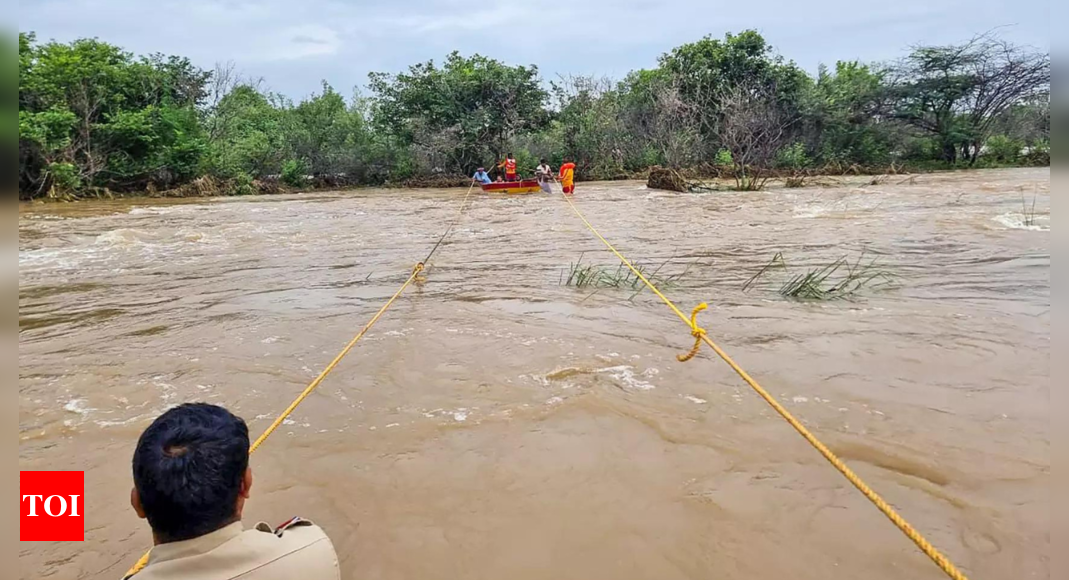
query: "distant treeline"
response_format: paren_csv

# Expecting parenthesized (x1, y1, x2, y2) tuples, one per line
(18, 30, 1049, 199)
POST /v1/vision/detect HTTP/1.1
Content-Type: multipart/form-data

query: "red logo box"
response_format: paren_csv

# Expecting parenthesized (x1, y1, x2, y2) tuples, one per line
(20, 471, 84, 541)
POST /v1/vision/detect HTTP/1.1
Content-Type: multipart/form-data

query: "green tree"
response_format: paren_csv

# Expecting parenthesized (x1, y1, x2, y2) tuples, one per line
(368, 52, 548, 173)
(550, 76, 632, 179)
(657, 31, 810, 143)
(201, 84, 287, 179)
(18, 34, 209, 198)
(809, 61, 895, 166)
(284, 82, 376, 179)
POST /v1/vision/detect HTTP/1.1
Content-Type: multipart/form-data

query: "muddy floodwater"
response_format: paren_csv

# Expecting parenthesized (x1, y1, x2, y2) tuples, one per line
(19, 168, 1049, 580)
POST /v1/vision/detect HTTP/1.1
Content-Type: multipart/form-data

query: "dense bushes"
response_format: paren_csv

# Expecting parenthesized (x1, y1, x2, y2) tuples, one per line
(18, 30, 1049, 200)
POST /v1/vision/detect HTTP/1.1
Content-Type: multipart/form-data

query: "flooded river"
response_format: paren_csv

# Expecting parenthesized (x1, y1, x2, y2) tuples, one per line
(19, 168, 1049, 579)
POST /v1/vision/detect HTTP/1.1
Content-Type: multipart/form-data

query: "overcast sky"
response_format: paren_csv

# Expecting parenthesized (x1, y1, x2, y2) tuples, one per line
(19, 0, 1050, 100)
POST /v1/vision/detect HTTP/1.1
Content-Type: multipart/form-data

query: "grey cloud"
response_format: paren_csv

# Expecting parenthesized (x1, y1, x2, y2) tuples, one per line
(292, 35, 331, 45)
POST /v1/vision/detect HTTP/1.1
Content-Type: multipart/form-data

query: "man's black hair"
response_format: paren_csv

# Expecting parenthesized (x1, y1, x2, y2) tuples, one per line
(133, 403, 250, 543)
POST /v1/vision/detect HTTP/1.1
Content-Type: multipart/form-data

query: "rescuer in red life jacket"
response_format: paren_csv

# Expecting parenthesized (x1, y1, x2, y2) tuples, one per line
(497, 154, 518, 182)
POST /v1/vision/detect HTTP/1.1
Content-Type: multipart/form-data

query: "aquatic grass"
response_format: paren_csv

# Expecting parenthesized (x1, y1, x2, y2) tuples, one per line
(744, 252, 897, 300)
(1022, 193, 1038, 227)
(561, 254, 689, 298)
(742, 252, 786, 292)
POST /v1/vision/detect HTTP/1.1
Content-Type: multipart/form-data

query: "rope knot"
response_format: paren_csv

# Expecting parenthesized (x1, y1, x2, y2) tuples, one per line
(676, 303, 708, 362)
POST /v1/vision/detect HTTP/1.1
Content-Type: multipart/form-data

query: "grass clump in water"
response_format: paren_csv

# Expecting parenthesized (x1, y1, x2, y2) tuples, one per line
(561, 253, 691, 298)
(1022, 193, 1039, 227)
(745, 252, 896, 300)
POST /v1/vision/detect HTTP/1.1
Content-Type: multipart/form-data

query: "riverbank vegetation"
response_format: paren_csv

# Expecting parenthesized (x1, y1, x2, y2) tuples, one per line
(18, 30, 1048, 200)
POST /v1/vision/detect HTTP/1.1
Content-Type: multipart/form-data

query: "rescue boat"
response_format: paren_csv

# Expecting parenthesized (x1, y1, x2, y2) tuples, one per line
(480, 180, 542, 195)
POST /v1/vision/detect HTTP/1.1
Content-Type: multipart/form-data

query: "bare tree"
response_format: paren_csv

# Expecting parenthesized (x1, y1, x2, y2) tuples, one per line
(203, 61, 267, 143)
(649, 80, 704, 168)
(960, 35, 1050, 162)
(715, 82, 794, 190)
(891, 33, 1050, 163)
(549, 75, 634, 177)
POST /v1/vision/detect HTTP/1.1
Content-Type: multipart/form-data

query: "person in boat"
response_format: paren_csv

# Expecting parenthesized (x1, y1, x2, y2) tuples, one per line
(123, 403, 340, 580)
(472, 167, 491, 185)
(535, 159, 553, 193)
(497, 153, 519, 182)
(558, 158, 577, 195)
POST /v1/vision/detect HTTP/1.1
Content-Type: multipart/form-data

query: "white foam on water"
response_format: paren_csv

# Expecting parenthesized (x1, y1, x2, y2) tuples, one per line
(993, 212, 1049, 231)
(175, 229, 207, 242)
(794, 206, 827, 219)
(596, 365, 656, 391)
(522, 374, 550, 388)
(95, 415, 143, 428)
(19, 246, 108, 271)
(63, 398, 94, 416)
(684, 395, 708, 405)
(96, 229, 156, 246)
(127, 207, 162, 216)
(128, 205, 204, 216)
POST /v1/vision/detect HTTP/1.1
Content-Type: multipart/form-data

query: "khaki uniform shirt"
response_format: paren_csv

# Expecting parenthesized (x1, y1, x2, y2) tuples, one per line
(126, 519, 340, 580)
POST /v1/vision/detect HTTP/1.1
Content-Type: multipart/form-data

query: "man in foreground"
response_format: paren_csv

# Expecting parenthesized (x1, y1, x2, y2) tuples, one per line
(123, 403, 340, 580)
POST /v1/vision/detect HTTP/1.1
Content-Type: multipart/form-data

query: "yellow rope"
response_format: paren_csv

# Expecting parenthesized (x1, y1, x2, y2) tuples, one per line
(676, 303, 707, 362)
(250, 261, 424, 453)
(556, 190, 970, 580)
(253, 178, 476, 452)
(126, 180, 480, 578)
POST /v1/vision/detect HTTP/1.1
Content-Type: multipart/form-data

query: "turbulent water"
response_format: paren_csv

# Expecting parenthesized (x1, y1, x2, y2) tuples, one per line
(19, 168, 1049, 580)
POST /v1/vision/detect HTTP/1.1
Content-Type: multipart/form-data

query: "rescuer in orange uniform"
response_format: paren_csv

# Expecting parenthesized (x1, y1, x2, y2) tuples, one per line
(558, 159, 576, 195)
(497, 153, 518, 182)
